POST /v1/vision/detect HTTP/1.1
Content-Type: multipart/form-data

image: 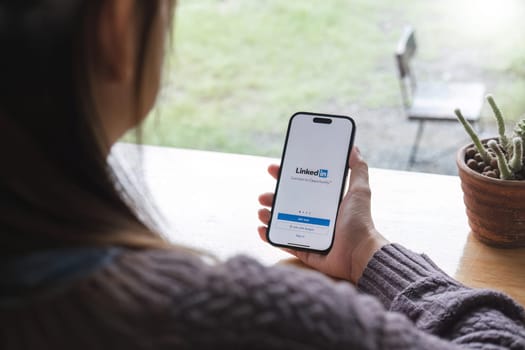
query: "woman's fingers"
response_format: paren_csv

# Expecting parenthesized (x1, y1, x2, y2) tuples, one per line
(267, 164, 279, 180)
(258, 192, 274, 207)
(257, 226, 268, 242)
(258, 164, 275, 245)
(258, 208, 271, 224)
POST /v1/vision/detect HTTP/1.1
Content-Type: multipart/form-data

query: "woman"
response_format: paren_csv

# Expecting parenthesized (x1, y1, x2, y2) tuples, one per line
(0, 1, 524, 348)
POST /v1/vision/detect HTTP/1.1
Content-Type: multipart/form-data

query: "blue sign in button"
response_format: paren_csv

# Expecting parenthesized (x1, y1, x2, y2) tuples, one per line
(277, 213, 330, 227)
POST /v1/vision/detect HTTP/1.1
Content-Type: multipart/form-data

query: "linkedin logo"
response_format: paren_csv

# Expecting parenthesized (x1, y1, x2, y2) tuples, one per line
(295, 167, 329, 178)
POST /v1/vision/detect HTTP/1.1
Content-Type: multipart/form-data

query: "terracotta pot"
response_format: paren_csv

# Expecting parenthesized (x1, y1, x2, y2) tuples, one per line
(457, 142, 525, 248)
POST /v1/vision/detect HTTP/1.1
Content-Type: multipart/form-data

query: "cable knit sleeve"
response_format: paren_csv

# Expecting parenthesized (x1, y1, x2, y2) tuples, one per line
(358, 244, 525, 349)
(83, 249, 453, 349)
(8, 247, 523, 349)
(64, 247, 522, 349)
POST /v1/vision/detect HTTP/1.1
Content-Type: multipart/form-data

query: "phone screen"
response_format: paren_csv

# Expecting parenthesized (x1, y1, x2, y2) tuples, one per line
(267, 112, 355, 253)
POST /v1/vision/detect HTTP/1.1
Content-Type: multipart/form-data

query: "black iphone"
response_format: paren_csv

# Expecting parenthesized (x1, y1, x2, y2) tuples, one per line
(267, 112, 355, 253)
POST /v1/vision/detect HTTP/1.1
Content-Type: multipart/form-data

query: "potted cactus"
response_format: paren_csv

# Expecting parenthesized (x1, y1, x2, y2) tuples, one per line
(455, 95, 525, 248)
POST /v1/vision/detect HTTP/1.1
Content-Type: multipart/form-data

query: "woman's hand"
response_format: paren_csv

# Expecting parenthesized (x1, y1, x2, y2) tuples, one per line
(257, 147, 388, 284)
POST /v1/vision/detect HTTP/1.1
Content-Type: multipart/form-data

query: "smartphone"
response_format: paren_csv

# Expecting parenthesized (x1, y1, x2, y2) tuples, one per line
(267, 112, 355, 253)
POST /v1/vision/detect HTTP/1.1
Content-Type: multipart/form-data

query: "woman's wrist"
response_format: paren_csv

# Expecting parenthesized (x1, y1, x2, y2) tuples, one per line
(350, 230, 389, 283)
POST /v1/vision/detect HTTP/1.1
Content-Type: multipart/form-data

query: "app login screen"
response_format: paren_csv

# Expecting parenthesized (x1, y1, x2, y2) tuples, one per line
(268, 114, 354, 251)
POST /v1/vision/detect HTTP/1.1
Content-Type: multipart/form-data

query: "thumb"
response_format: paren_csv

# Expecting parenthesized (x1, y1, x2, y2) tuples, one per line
(348, 147, 370, 191)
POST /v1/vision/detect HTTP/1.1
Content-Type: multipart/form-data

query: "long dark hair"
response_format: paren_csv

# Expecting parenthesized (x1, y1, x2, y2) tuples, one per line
(0, 1, 175, 256)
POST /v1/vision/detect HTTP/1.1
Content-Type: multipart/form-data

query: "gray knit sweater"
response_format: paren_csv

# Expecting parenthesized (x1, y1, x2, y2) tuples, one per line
(1, 244, 524, 349)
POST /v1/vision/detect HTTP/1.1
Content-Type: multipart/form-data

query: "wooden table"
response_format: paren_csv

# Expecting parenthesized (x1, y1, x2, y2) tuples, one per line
(115, 144, 525, 306)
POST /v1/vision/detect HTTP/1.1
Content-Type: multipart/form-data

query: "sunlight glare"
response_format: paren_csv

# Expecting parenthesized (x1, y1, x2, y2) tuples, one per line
(459, 0, 518, 37)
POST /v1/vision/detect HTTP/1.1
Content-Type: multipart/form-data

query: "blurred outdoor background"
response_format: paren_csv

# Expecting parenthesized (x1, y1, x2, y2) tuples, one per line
(132, 0, 525, 175)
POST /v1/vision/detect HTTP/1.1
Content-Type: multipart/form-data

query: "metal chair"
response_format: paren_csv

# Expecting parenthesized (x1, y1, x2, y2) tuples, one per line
(395, 26, 485, 168)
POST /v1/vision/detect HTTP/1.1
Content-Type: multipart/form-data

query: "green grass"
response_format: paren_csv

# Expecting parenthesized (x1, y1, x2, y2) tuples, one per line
(134, 0, 525, 156)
